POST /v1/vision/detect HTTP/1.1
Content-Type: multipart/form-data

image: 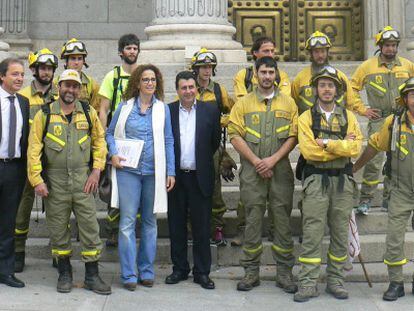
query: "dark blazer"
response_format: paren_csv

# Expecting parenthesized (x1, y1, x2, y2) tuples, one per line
(0, 93, 30, 161)
(169, 100, 221, 197)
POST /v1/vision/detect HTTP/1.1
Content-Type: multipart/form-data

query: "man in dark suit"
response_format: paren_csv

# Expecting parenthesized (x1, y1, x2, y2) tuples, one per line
(166, 71, 221, 289)
(0, 58, 29, 288)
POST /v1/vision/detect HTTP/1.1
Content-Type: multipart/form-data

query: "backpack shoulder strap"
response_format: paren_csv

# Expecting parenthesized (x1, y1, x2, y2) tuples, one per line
(213, 82, 223, 113)
(310, 104, 322, 138)
(80, 101, 92, 135)
(41, 104, 51, 140)
(109, 66, 122, 124)
(244, 66, 253, 92)
(340, 107, 349, 139)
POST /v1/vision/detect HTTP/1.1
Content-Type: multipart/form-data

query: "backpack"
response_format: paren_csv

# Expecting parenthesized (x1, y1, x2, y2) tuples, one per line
(295, 105, 349, 180)
(108, 66, 129, 124)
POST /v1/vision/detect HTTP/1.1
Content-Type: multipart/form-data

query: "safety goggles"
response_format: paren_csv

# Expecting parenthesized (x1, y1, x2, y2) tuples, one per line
(64, 41, 86, 53)
(309, 36, 329, 48)
(381, 30, 400, 41)
(320, 65, 337, 76)
(196, 52, 216, 63)
(37, 54, 58, 66)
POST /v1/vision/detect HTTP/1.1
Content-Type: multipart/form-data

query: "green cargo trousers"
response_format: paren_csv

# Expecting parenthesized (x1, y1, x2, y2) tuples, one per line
(45, 170, 102, 262)
(14, 180, 35, 252)
(360, 119, 390, 202)
(384, 188, 414, 282)
(298, 174, 355, 287)
(239, 158, 295, 272)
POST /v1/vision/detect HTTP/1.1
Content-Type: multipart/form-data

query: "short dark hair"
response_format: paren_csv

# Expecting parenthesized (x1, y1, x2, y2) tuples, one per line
(251, 36, 275, 60)
(175, 71, 196, 90)
(0, 58, 24, 85)
(118, 34, 140, 52)
(255, 56, 278, 72)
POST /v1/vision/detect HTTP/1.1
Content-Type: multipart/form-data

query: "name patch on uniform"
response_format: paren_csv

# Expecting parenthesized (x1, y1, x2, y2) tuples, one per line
(375, 75, 383, 84)
(53, 125, 62, 136)
(400, 134, 407, 145)
(76, 122, 89, 130)
(395, 72, 409, 79)
(275, 110, 291, 120)
(305, 87, 313, 97)
(251, 114, 260, 125)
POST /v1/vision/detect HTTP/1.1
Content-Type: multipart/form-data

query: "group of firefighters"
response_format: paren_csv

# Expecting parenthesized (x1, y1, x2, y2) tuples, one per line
(10, 25, 414, 302)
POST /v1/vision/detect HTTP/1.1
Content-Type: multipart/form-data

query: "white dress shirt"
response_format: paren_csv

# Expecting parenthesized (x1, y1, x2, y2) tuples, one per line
(179, 101, 196, 170)
(0, 86, 23, 158)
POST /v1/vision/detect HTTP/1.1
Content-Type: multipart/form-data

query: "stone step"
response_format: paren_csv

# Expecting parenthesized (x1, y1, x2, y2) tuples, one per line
(24, 232, 414, 265)
(26, 200, 402, 240)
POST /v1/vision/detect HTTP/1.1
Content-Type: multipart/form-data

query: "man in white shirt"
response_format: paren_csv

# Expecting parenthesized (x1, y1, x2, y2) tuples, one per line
(0, 58, 29, 288)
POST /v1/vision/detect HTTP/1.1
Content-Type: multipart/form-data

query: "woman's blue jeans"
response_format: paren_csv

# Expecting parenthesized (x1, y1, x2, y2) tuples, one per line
(117, 170, 157, 283)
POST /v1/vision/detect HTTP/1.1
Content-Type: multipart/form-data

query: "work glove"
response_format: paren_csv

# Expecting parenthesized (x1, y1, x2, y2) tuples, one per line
(220, 149, 237, 182)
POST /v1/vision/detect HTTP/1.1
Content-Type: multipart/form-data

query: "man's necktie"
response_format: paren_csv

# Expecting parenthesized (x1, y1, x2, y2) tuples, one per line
(8, 95, 16, 159)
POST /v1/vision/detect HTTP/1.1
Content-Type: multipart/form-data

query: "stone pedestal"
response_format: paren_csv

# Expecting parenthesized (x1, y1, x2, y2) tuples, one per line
(139, 0, 246, 64)
(0, 27, 13, 61)
(0, 0, 32, 58)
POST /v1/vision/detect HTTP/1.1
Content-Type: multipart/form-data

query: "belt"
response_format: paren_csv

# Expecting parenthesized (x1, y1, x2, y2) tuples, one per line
(304, 163, 353, 179)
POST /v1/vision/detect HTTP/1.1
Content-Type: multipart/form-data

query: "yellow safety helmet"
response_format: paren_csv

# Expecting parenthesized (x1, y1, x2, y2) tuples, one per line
(375, 26, 400, 46)
(190, 48, 217, 76)
(397, 77, 414, 105)
(60, 38, 88, 59)
(28, 48, 58, 68)
(310, 65, 345, 94)
(305, 31, 332, 50)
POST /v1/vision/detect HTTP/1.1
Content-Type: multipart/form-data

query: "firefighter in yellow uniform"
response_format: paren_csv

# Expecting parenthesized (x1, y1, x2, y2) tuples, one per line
(294, 66, 362, 302)
(354, 78, 414, 301)
(351, 26, 414, 215)
(232, 36, 290, 246)
(14, 48, 59, 272)
(233, 36, 291, 99)
(190, 48, 237, 245)
(28, 70, 111, 295)
(56, 38, 101, 111)
(229, 56, 298, 293)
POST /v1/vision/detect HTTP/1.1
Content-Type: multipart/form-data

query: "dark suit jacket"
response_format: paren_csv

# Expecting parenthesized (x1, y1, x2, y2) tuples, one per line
(0, 94, 30, 162)
(169, 100, 221, 197)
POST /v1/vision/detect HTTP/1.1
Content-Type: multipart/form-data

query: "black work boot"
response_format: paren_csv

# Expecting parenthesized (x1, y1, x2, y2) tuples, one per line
(57, 257, 73, 293)
(84, 261, 112, 295)
(14, 252, 25, 273)
(383, 282, 405, 301)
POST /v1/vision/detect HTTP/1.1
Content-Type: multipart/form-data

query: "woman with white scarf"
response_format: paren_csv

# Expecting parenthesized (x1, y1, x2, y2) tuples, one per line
(106, 64, 175, 291)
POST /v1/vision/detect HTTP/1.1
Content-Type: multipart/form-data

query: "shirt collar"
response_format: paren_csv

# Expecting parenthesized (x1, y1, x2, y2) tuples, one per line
(254, 86, 278, 103)
(136, 95, 156, 109)
(377, 55, 401, 67)
(179, 100, 197, 111)
(0, 85, 13, 98)
(198, 79, 215, 93)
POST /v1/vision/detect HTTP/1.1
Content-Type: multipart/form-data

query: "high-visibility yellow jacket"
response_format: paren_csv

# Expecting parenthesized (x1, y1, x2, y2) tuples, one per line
(54, 71, 101, 111)
(18, 81, 59, 124)
(228, 88, 298, 159)
(28, 100, 107, 187)
(196, 80, 235, 127)
(291, 66, 366, 116)
(233, 66, 291, 98)
(351, 56, 414, 118)
(298, 104, 362, 168)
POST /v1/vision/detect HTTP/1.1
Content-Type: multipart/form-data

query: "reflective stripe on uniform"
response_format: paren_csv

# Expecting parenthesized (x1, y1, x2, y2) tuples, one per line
(396, 142, 409, 155)
(384, 258, 408, 266)
(32, 164, 42, 171)
(81, 249, 100, 257)
(29, 119, 33, 125)
(46, 132, 66, 147)
(276, 125, 290, 134)
(52, 249, 72, 256)
(245, 127, 261, 138)
(243, 244, 263, 254)
(299, 95, 314, 107)
(362, 179, 380, 186)
(369, 81, 387, 93)
(272, 244, 293, 254)
(15, 228, 29, 235)
(328, 252, 347, 262)
(107, 213, 120, 222)
(298, 257, 321, 264)
(78, 135, 89, 145)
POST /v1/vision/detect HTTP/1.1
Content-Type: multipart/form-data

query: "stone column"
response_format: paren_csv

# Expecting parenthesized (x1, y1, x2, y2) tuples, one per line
(0, 0, 32, 58)
(139, 0, 246, 63)
(0, 27, 12, 61)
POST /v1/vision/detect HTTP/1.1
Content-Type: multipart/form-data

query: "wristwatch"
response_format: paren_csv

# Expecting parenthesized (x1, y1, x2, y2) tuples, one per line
(322, 139, 329, 149)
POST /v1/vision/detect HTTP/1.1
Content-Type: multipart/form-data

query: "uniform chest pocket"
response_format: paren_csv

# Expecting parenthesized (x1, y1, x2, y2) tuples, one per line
(245, 127, 261, 144)
(45, 133, 65, 152)
(367, 80, 386, 98)
(274, 110, 291, 139)
(395, 142, 409, 161)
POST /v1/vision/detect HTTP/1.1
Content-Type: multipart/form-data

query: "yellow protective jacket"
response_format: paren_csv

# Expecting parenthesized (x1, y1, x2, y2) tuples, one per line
(28, 100, 107, 187)
(228, 88, 298, 159)
(291, 66, 366, 116)
(18, 81, 59, 124)
(54, 71, 101, 111)
(197, 79, 235, 127)
(233, 66, 291, 98)
(351, 56, 414, 117)
(298, 104, 362, 168)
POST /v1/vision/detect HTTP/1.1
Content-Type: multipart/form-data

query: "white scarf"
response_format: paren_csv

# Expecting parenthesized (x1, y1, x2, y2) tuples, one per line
(110, 97, 167, 214)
